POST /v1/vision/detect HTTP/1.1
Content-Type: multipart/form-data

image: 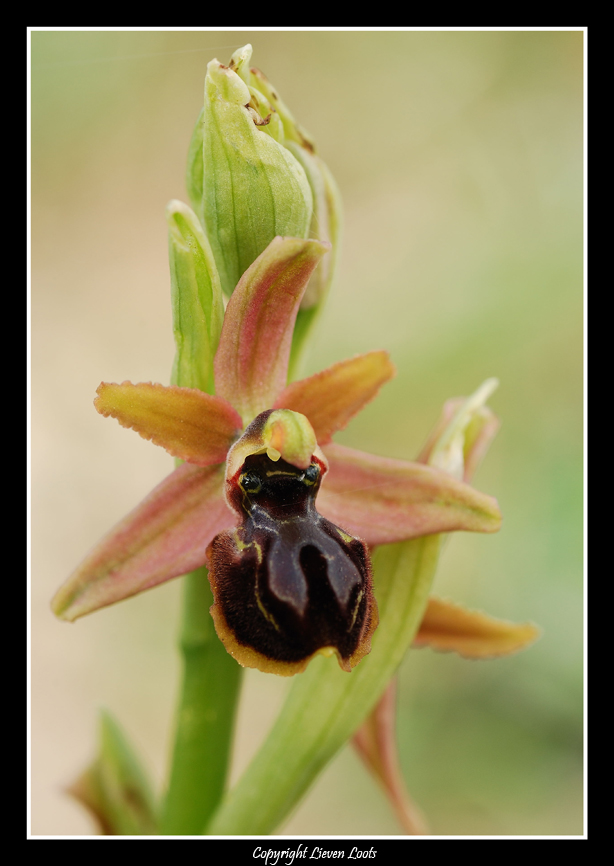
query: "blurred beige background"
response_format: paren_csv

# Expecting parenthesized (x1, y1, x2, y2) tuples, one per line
(31, 30, 584, 836)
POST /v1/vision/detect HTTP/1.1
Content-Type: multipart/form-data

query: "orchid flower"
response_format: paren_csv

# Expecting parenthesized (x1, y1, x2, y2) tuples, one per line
(53, 44, 539, 837)
(52, 235, 502, 678)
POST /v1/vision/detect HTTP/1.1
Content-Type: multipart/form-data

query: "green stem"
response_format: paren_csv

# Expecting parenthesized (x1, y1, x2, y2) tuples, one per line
(160, 567, 242, 835)
(205, 535, 441, 835)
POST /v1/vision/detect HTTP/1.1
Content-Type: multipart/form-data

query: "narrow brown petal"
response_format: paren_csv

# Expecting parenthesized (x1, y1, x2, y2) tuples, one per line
(274, 351, 396, 444)
(52, 464, 232, 621)
(317, 443, 502, 546)
(213, 237, 329, 425)
(95, 382, 242, 466)
(413, 596, 541, 658)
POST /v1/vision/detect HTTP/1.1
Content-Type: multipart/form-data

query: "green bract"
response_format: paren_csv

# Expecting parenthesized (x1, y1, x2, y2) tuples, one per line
(166, 200, 224, 395)
(69, 711, 158, 836)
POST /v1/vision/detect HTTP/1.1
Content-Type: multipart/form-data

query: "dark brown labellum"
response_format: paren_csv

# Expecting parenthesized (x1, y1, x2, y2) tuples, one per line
(207, 452, 378, 675)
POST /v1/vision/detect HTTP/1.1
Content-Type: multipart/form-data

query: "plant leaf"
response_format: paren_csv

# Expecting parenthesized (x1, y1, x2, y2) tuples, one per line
(67, 710, 158, 835)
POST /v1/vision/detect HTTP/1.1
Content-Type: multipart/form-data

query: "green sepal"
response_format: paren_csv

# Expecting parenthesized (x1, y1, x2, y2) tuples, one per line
(167, 199, 224, 394)
(67, 710, 158, 836)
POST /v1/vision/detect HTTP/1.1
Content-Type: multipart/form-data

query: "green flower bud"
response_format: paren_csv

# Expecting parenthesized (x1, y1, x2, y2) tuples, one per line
(247, 62, 342, 311)
(185, 43, 342, 370)
(186, 44, 314, 300)
(243, 57, 343, 372)
(427, 378, 500, 479)
(166, 199, 224, 394)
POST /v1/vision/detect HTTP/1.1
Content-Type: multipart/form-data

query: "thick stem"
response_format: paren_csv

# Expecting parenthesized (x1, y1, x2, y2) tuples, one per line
(160, 567, 242, 835)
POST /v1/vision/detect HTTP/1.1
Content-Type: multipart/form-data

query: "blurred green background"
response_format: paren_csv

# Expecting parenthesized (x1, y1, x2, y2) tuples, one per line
(31, 30, 583, 836)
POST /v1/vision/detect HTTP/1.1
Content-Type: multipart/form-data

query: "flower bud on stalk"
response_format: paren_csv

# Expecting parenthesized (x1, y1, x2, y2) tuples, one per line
(186, 44, 341, 367)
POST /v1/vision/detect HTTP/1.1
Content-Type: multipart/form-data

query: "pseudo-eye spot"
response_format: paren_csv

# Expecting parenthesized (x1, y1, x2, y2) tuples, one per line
(207, 451, 378, 676)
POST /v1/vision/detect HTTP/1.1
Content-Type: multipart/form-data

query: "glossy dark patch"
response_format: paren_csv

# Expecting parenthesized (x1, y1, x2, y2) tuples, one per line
(207, 452, 377, 673)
